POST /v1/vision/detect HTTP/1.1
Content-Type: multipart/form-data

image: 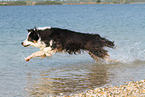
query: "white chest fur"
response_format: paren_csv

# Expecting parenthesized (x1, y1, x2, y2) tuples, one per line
(40, 40, 55, 56)
(43, 47, 53, 56)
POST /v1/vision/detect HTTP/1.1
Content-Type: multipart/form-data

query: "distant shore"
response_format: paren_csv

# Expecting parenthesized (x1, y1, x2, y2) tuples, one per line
(0, 1, 62, 6)
(0, 1, 145, 6)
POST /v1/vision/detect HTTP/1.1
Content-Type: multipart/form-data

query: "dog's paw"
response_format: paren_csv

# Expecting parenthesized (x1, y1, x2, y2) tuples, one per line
(25, 58, 30, 61)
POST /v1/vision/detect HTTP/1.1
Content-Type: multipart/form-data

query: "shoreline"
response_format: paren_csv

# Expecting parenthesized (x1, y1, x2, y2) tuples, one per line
(69, 79, 145, 97)
(0, 1, 145, 6)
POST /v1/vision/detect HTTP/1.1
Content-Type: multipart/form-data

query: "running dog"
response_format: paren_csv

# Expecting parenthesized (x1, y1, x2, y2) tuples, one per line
(21, 27, 115, 62)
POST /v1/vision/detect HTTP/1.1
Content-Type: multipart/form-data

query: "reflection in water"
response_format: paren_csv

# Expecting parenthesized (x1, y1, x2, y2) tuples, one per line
(25, 60, 145, 96)
(26, 63, 109, 96)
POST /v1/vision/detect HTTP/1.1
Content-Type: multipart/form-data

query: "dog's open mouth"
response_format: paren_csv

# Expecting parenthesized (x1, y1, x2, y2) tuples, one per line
(21, 42, 30, 47)
(23, 44, 30, 47)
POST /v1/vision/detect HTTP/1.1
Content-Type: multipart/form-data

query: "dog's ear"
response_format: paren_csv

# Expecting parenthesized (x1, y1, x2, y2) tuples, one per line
(34, 26, 37, 31)
(27, 29, 33, 32)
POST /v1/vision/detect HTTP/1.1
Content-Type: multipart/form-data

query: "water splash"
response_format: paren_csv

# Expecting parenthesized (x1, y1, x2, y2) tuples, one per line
(108, 40, 145, 63)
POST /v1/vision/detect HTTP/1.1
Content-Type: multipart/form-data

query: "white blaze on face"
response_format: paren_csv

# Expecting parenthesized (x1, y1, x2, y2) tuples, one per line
(23, 40, 33, 47)
(22, 32, 33, 47)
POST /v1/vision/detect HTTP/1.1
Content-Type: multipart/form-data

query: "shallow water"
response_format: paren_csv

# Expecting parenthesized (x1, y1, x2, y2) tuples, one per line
(0, 4, 145, 96)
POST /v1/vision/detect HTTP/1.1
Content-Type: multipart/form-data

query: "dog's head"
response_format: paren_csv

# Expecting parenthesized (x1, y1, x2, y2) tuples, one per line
(21, 27, 39, 47)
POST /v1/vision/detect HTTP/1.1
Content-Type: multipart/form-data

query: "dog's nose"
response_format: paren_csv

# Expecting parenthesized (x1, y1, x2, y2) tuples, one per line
(21, 42, 23, 45)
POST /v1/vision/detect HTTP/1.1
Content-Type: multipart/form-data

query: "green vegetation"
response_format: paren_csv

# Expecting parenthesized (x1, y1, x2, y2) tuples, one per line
(9, 1, 26, 6)
(0, 1, 61, 6)
(97, 0, 101, 3)
(0, 0, 145, 6)
(0, 1, 26, 6)
(35, 1, 62, 5)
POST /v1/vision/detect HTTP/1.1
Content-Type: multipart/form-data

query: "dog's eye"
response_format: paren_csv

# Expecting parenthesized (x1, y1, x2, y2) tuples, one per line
(28, 36, 33, 42)
(27, 32, 39, 42)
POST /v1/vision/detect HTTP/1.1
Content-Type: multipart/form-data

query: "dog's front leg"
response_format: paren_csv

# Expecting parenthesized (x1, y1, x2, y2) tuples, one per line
(25, 51, 45, 61)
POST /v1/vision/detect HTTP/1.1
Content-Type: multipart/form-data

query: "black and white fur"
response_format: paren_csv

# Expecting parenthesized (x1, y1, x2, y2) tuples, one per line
(21, 27, 115, 62)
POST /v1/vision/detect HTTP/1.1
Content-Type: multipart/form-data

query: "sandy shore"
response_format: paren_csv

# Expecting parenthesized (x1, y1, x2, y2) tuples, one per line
(69, 79, 145, 97)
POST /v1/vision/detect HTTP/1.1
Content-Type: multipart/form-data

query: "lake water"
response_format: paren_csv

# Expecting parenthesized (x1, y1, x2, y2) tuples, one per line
(0, 4, 145, 96)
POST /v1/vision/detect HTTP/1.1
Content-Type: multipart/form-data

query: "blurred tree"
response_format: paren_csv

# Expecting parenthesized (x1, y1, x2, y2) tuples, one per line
(97, 0, 101, 3)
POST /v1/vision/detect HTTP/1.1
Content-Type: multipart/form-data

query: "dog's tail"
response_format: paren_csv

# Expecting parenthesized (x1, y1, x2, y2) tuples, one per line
(102, 37, 115, 48)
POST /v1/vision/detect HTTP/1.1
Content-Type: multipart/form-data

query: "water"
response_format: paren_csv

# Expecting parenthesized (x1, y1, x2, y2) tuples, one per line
(0, 4, 145, 96)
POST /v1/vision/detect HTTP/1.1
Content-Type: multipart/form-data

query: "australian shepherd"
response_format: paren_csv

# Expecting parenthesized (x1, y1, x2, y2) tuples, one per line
(21, 27, 115, 62)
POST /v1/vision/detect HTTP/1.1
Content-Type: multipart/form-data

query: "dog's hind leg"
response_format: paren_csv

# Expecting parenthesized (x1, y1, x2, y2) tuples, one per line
(87, 49, 108, 62)
(87, 49, 116, 62)
(87, 51, 100, 62)
(25, 51, 45, 61)
(104, 54, 111, 62)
